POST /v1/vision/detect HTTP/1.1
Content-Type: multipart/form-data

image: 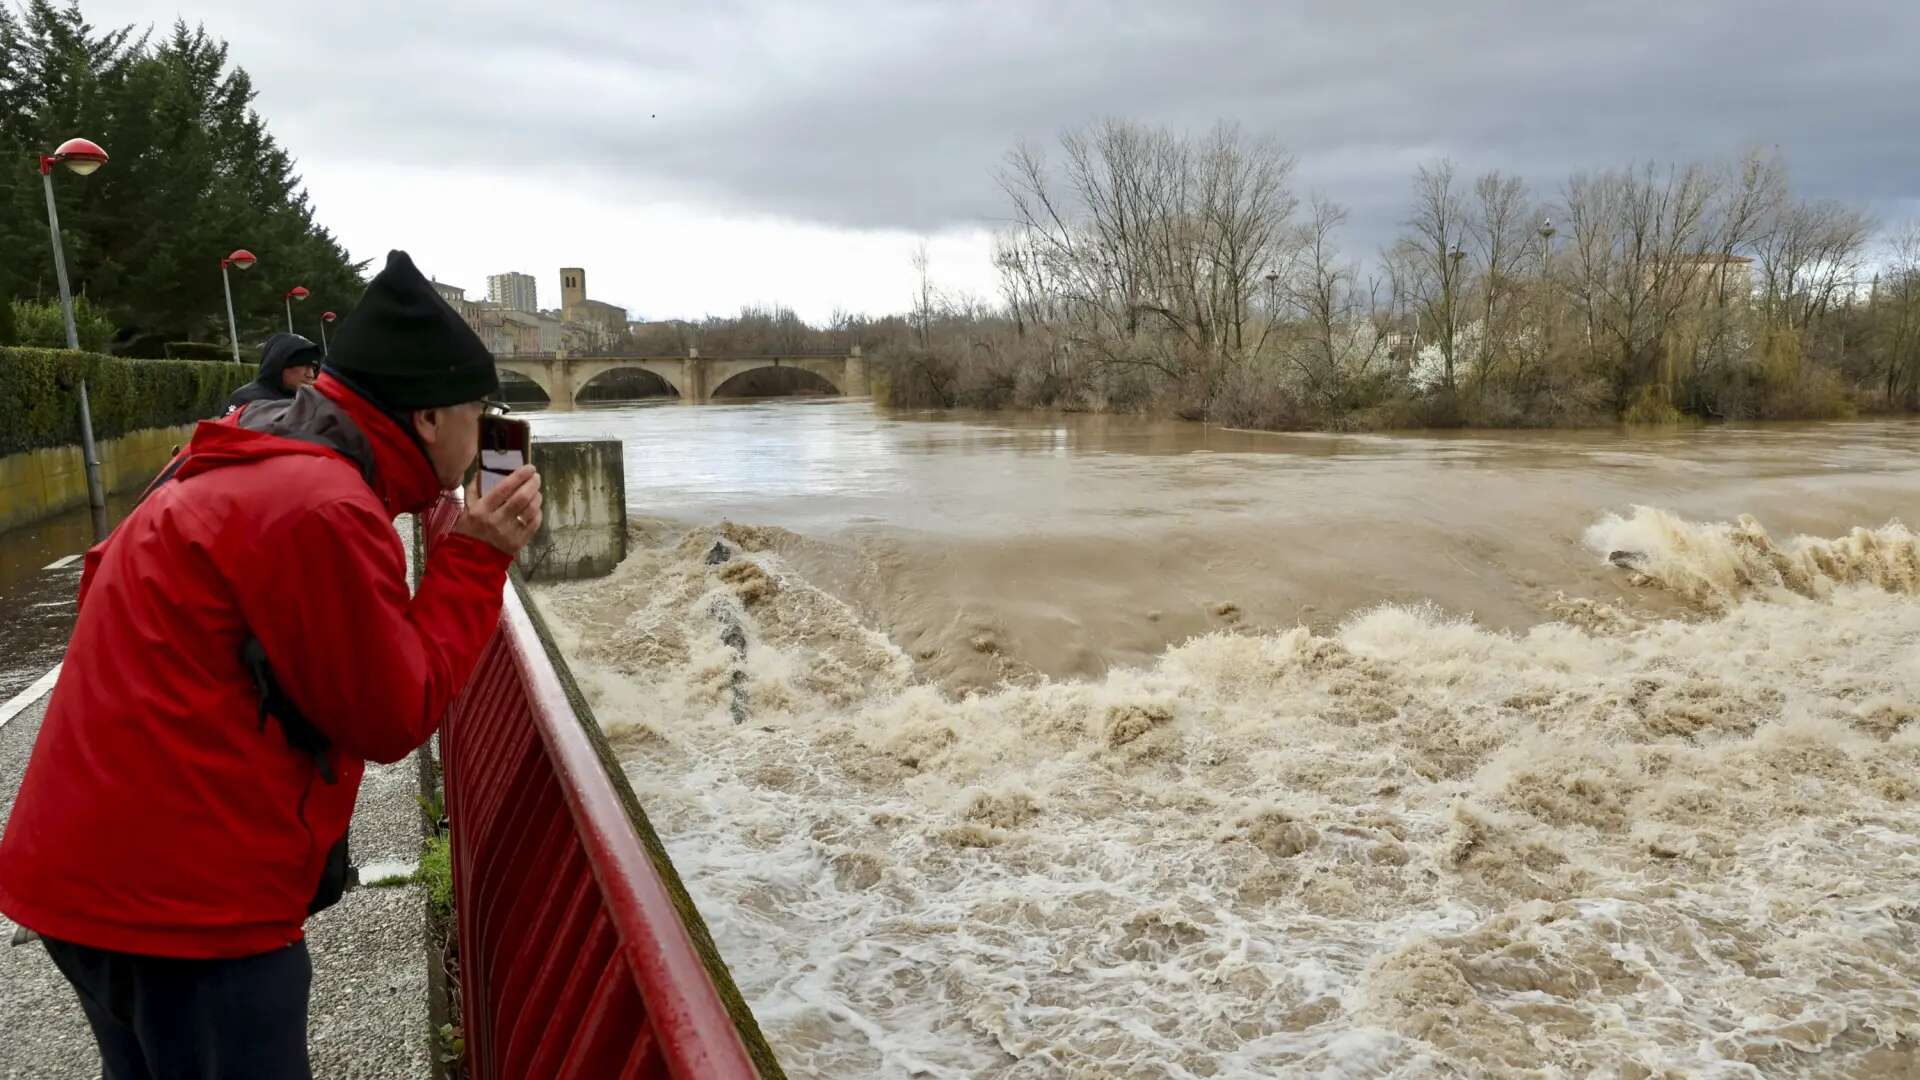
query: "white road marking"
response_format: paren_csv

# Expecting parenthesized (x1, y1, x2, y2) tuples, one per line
(0, 665, 61, 731)
(359, 859, 420, 885)
(41, 554, 82, 571)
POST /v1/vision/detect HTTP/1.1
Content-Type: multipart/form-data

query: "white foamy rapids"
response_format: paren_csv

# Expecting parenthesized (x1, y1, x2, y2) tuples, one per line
(1585, 506, 1920, 609)
(537, 515, 1920, 1079)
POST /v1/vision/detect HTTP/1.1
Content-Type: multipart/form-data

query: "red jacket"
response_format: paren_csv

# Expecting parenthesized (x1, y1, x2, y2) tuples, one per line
(0, 374, 510, 958)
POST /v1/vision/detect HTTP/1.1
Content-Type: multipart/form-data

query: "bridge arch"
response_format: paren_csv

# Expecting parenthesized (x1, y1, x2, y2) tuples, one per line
(496, 360, 559, 406)
(575, 364, 682, 404)
(493, 353, 858, 409)
(496, 367, 552, 408)
(708, 362, 845, 400)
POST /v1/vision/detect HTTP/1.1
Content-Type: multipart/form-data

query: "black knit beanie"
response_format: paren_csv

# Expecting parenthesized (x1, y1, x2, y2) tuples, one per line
(326, 250, 498, 409)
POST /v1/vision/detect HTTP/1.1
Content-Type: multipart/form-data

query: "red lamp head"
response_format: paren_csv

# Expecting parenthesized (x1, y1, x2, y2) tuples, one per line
(286, 286, 310, 302)
(51, 137, 108, 176)
(225, 248, 257, 271)
(322, 311, 337, 323)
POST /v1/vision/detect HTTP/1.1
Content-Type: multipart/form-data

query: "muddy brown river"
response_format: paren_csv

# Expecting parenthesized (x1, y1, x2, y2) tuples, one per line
(527, 402, 1920, 1078)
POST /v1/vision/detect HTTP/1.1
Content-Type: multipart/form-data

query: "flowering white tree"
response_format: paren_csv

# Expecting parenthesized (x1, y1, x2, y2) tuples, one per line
(1410, 319, 1485, 392)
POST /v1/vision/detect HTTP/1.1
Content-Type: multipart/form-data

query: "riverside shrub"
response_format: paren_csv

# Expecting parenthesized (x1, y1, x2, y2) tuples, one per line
(0, 347, 253, 455)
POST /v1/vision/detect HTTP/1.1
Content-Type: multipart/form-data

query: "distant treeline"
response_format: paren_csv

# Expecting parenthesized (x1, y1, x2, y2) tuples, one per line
(0, 2, 364, 353)
(635, 122, 1920, 430)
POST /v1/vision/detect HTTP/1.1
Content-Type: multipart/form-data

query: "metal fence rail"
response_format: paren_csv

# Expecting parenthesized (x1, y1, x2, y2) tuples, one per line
(427, 503, 776, 1078)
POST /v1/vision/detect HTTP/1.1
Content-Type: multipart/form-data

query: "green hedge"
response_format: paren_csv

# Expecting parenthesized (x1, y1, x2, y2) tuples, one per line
(0, 347, 255, 456)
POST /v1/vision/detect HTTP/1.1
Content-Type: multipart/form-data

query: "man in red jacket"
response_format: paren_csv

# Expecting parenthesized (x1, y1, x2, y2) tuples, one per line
(0, 251, 542, 1079)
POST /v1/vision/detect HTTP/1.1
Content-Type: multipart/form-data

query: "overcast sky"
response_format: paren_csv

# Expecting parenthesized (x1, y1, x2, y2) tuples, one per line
(81, 0, 1920, 322)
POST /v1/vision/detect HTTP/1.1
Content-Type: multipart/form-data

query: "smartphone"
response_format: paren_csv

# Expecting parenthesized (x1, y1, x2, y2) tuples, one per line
(477, 415, 531, 497)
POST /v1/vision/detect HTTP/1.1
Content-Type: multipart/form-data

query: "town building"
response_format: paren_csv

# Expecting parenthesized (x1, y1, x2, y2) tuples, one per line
(428, 270, 636, 356)
(1672, 253, 1754, 301)
(498, 308, 569, 354)
(558, 267, 630, 349)
(430, 279, 469, 308)
(487, 272, 538, 314)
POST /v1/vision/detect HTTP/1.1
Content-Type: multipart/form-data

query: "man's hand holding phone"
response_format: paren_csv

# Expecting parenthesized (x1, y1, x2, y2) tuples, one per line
(459, 413, 541, 554)
(457, 465, 542, 555)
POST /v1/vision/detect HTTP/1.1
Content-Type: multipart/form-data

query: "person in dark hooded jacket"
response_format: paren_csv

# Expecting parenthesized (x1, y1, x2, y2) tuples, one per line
(224, 332, 324, 415)
(0, 251, 543, 1079)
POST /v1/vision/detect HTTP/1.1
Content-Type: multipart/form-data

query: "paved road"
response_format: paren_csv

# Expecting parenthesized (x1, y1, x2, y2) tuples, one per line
(0, 678, 433, 1079)
(0, 696, 103, 1079)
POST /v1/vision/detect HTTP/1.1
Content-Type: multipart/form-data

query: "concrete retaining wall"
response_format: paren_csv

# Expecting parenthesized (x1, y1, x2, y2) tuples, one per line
(0, 422, 198, 533)
(518, 439, 627, 581)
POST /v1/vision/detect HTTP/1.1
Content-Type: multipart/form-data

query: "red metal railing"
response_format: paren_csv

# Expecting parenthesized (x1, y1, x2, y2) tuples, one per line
(426, 503, 764, 1078)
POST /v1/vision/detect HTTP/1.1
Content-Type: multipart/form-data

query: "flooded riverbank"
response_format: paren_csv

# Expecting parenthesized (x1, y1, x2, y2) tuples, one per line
(0, 497, 134, 700)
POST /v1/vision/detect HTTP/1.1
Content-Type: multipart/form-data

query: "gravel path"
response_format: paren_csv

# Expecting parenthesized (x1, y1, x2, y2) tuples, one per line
(0, 696, 96, 1080)
(0, 678, 432, 1079)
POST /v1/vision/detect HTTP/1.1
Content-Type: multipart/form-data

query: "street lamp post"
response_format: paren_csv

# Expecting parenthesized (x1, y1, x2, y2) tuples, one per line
(320, 310, 336, 354)
(283, 286, 309, 333)
(1259, 268, 1281, 356)
(38, 137, 110, 541)
(220, 248, 256, 361)
(1537, 219, 1556, 365)
(1447, 244, 1466, 387)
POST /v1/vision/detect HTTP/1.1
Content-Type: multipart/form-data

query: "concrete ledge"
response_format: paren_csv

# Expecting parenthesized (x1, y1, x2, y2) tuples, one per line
(0, 422, 199, 533)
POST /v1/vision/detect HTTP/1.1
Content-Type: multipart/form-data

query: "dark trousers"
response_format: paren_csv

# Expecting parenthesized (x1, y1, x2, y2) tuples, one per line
(41, 936, 312, 1080)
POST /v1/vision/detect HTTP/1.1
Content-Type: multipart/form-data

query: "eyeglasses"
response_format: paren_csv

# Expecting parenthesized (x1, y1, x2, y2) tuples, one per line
(482, 400, 512, 417)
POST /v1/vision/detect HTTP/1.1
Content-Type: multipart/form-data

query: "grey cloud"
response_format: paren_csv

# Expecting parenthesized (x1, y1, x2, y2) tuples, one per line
(96, 0, 1920, 254)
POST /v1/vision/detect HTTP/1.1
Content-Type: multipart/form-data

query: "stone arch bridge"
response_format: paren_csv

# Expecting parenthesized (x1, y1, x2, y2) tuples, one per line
(496, 348, 867, 411)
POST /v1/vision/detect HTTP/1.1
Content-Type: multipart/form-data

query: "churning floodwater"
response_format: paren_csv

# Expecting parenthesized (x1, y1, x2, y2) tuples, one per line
(528, 402, 1920, 1078)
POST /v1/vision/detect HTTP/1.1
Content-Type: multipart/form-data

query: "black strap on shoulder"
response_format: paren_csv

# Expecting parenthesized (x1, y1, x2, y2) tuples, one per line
(241, 637, 336, 784)
(133, 451, 192, 509)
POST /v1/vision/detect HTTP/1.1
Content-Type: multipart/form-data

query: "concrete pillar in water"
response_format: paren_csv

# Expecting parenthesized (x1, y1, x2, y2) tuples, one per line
(845, 345, 870, 397)
(544, 356, 577, 413)
(519, 439, 627, 581)
(683, 348, 705, 405)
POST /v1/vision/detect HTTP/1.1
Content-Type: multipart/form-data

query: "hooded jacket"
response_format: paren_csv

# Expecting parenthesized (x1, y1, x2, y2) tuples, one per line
(224, 333, 323, 415)
(0, 373, 511, 958)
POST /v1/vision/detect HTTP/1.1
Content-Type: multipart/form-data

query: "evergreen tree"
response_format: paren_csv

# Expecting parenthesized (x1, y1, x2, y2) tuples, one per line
(0, 1, 363, 350)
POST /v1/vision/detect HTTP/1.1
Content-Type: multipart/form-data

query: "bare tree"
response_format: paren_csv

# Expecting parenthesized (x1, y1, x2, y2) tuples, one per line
(1279, 195, 1388, 407)
(910, 240, 937, 350)
(968, 138, 1896, 426)
(992, 228, 1070, 339)
(1395, 160, 1471, 392)
(1467, 170, 1532, 389)
(1197, 122, 1300, 356)
(1559, 160, 1717, 406)
(1664, 148, 1785, 404)
(1871, 223, 1920, 405)
(997, 119, 1299, 392)
(1757, 197, 1876, 332)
